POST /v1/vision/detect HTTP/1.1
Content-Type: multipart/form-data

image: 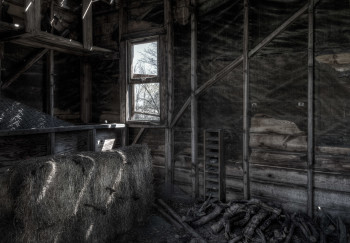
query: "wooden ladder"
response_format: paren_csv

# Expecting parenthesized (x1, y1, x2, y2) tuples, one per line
(203, 129, 226, 202)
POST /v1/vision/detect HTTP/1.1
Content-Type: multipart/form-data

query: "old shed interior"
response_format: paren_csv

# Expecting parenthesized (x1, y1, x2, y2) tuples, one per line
(0, 0, 350, 242)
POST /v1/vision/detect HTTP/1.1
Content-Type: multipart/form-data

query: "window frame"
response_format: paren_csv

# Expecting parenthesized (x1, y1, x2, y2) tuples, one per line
(126, 36, 164, 125)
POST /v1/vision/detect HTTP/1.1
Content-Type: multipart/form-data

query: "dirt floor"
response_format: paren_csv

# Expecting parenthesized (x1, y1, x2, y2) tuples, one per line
(116, 184, 201, 243)
(116, 183, 228, 243)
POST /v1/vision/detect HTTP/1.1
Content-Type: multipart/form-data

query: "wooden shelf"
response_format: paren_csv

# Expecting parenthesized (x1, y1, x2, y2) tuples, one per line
(8, 31, 117, 58)
(0, 23, 118, 58)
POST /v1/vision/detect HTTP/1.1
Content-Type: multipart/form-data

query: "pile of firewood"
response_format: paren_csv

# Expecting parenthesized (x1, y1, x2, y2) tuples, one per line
(181, 196, 348, 243)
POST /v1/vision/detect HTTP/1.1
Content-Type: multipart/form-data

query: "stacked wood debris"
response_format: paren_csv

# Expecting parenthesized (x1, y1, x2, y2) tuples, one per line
(181, 197, 348, 243)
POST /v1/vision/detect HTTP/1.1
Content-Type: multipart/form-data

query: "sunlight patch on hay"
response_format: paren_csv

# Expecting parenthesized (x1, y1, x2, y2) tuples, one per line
(37, 160, 57, 203)
(116, 150, 127, 164)
(85, 223, 94, 241)
(106, 168, 123, 207)
(74, 156, 96, 215)
(0, 145, 154, 242)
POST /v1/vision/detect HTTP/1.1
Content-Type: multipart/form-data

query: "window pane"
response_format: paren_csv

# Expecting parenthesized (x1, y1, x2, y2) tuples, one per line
(132, 83, 160, 121)
(132, 41, 158, 78)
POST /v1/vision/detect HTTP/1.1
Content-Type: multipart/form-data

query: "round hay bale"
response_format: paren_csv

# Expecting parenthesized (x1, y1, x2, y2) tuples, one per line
(0, 145, 154, 243)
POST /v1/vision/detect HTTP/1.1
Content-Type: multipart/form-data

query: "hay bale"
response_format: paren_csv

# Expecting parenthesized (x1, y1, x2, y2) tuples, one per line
(0, 145, 154, 243)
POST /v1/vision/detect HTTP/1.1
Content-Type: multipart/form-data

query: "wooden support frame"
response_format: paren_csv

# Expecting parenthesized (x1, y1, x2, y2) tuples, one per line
(307, 0, 315, 218)
(1, 49, 48, 89)
(88, 129, 97, 152)
(47, 133, 55, 155)
(80, 59, 92, 123)
(132, 128, 145, 145)
(242, 0, 250, 200)
(25, 0, 41, 33)
(119, 0, 128, 147)
(82, 0, 93, 50)
(164, 0, 175, 191)
(191, 0, 199, 198)
(170, 2, 311, 128)
(0, 43, 3, 98)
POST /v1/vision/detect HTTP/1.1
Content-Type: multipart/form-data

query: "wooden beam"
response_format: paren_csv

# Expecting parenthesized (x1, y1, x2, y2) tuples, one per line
(25, 0, 40, 33)
(307, 0, 315, 218)
(80, 0, 93, 124)
(1, 49, 48, 89)
(89, 129, 96, 152)
(10, 32, 114, 57)
(170, 96, 191, 128)
(0, 124, 126, 137)
(164, 0, 174, 192)
(132, 128, 145, 145)
(80, 59, 92, 123)
(170, 2, 311, 128)
(47, 133, 55, 155)
(191, 0, 199, 198)
(119, 0, 128, 147)
(82, 0, 93, 50)
(0, 43, 3, 98)
(243, 0, 250, 200)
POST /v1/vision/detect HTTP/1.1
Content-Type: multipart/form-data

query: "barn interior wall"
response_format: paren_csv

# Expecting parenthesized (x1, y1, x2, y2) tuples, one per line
(0, 0, 350, 221)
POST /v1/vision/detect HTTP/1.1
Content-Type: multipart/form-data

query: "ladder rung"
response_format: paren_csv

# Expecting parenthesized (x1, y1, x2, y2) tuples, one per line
(206, 145, 219, 150)
(206, 137, 219, 141)
(206, 152, 219, 158)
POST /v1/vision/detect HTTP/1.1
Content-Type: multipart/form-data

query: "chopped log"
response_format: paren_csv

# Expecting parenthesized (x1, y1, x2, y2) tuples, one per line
(292, 216, 317, 243)
(243, 209, 269, 240)
(157, 199, 207, 242)
(256, 228, 266, 243)
(198, 194, 212, 213)
(248, 198, 282, 215)
(284, 223, 296, 243)
(211, 219, 224, 234)
(260, 213, 278, 232)
(228, 234, 242, 243)
(337, 217, 347, 243)
(233, 204, 259, 227)
(224, 220, 232, 240)
(192, 205, 223, 227)
(211, 204, 243, 233)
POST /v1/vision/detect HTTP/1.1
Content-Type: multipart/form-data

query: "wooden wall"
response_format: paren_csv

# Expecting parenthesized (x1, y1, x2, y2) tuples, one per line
(1, 0, 350, 223)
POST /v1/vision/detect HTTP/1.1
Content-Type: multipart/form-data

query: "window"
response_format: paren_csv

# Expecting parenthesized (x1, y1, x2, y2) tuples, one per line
(128, 39, 160, 122)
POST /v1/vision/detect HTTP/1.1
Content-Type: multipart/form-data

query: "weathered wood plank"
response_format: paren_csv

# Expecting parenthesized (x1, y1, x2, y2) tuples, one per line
(171, 2, 311, 128)
(55, 131, 88, 155)
(0, 124, 125, 137)
(307, 0, 315, 218)
(82, 0, 93, 50)
(191, 0, 199, 198)
(80, 60, 92, 123)
(132, 128, 145, 145)
(243, 0, 250, 200)
(1, 49, 48, 89)
(0, 135, 47, 162)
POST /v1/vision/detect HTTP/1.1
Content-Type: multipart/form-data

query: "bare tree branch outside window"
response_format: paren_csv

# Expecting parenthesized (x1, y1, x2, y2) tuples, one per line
(131, 41, 160, 121)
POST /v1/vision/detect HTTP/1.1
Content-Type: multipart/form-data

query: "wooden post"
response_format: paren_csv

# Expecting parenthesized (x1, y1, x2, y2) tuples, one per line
(243, 0, 250, 200)
(170, 2, 310, 129)
(47, 0, 55, 156)
(165, 0, 174, 192)
(0, 43, 3, 98)
(307, 0, 315, 218)
(119, 0, 128, 146)
(191, 0, 199, 198)
(80, 60, 92, 123)
(81, 0, 93, 124)
(82, 0, 93, 50)
(47, 132, 55, 155)
(88, 129, 96, 152)
(25, 0, 40, 33)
